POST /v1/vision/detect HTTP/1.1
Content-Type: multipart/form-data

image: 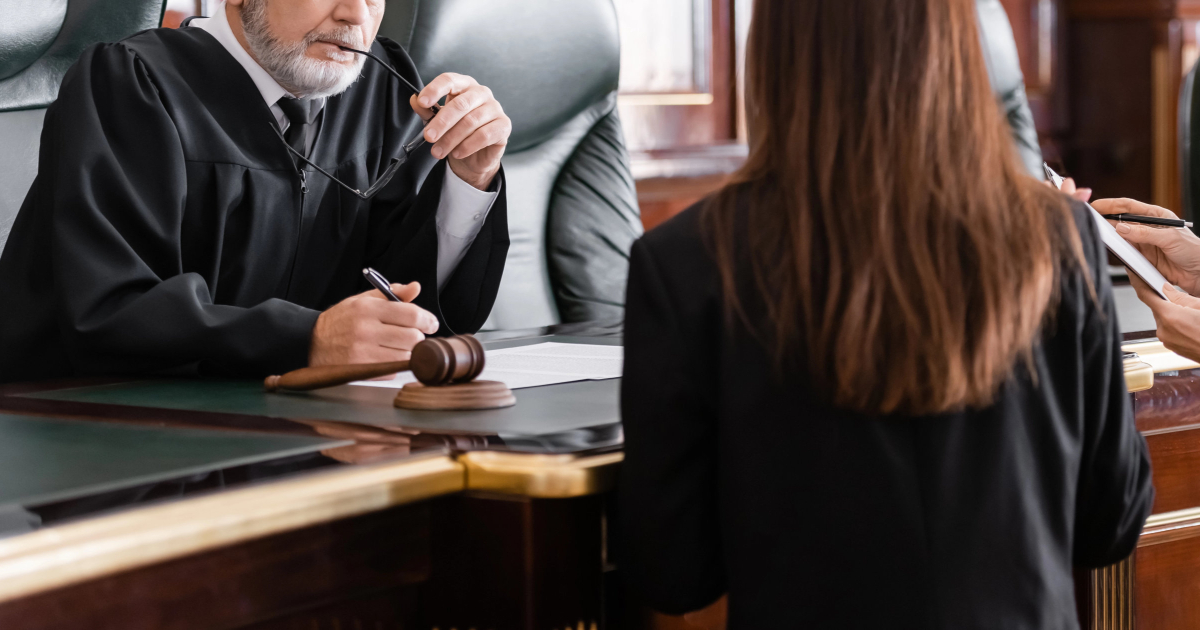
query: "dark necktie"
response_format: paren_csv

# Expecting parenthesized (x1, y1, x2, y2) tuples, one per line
(276, 97, 313, 158)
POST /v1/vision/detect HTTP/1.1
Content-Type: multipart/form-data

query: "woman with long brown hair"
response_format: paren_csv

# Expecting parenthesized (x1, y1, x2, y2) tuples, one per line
(619, 0, 1153, 626)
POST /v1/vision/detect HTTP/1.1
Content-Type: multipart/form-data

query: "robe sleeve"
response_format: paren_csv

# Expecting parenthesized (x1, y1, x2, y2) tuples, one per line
(45, 43, 319, 377)
(362, 38, 509, 336)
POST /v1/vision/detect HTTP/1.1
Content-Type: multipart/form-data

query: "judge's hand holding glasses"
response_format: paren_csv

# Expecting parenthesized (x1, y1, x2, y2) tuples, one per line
(1054, 176, 1200, 362)
(223, 0, 511, 366)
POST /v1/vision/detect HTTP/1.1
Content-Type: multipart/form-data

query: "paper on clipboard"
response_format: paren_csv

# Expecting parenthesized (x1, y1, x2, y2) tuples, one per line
(1086, 207, 1170, 300)
(1044, 164, 1169, 300)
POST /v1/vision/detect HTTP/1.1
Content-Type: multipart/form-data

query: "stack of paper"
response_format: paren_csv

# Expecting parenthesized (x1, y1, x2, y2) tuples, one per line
(351, 342, 624, 390)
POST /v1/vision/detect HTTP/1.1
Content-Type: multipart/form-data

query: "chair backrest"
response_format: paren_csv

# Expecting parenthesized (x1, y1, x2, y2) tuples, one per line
(1181, 60, 1198, 225)
(0, 0, 165, 256)
(382, 0, 643, 330)
(976, 0, 1043, 178)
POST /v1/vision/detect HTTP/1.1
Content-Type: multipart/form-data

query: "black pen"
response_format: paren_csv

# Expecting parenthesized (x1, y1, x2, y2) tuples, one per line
(1110, 214, 1193, 229)
(1043, 163, 1194, 229)
(363, 267, 402, 302)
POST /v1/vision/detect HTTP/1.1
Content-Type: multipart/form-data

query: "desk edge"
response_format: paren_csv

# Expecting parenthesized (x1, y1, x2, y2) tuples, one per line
(0, 455, 464, 603)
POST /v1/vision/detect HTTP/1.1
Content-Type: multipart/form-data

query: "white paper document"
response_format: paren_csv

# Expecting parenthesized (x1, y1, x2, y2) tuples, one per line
(351, 342, 624, 390)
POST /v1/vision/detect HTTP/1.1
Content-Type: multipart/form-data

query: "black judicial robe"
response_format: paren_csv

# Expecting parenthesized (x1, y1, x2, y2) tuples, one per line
(0, 28, 508, 383)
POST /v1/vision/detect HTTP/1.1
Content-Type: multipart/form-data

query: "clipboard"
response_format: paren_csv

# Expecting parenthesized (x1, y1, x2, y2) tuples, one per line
(1043, 164, 1169, 300)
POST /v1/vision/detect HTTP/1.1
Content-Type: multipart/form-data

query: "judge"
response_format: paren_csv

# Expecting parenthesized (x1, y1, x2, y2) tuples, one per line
(0, 0, 512, 383)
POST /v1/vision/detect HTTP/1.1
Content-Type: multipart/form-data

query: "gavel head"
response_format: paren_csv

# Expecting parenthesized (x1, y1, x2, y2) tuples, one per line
(410, 335, 486, 386)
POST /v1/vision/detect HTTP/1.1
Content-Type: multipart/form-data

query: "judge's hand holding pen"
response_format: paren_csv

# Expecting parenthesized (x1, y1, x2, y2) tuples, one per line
(1084, 194, 1200, 362)
(309, 281, 439, 368)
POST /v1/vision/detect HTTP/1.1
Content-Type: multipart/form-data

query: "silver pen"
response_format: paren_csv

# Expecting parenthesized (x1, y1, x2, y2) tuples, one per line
(362, 267, 403, 302)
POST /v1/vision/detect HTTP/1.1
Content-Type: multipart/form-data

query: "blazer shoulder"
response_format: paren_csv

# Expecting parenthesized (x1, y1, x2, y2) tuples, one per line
(632, 198, 721, 306)
(638, 197, 708, 258)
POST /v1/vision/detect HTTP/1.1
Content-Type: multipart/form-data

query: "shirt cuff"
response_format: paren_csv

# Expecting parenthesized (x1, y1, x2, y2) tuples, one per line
(437, 165, 499, 239)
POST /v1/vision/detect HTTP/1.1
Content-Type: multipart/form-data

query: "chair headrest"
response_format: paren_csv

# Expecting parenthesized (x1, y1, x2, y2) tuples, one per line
(398, 0, 620, 153)
(0, 0, 166, 112)
(0, 1, 69, 82)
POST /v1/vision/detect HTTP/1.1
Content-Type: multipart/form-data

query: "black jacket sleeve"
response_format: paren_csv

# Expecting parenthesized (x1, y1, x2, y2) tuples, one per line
(45, 43, 319, 377)
(363, 38, 509, 336)
(1072, 209, 1155, 568)
(619, 236, 726, 614)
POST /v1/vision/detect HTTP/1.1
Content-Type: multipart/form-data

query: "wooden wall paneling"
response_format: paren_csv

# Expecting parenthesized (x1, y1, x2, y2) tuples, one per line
(1133, 373, 1200, 513)
(999, 0, 1071, 160)
(1001, 0, 1038, 82)
(1136, 538, 1200, 629)
(1155, 20, 1184, 212)
(637, 174, 728, 232)
(1064, 18, 1158, 203)
(1134, 515, 1200, 629)
(615, 0, 745, 231)
(1142, 427, 1200, 514)
(617, 0, 736, 152)
(1064, 0, 1192, 212)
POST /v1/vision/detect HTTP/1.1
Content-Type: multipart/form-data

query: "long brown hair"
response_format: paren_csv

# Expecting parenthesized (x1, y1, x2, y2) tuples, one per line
(703, 0, 1086, 415)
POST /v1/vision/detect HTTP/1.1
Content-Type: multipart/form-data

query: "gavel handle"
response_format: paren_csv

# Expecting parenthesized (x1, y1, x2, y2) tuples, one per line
(264, 361, 411, 392)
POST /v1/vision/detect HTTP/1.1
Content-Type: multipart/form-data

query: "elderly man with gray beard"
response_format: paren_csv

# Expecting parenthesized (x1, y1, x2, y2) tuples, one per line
(0, 0, 513, 383)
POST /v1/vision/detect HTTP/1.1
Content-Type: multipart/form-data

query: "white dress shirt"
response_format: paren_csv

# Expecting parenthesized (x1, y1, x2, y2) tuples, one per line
(194, 4, 497, 291)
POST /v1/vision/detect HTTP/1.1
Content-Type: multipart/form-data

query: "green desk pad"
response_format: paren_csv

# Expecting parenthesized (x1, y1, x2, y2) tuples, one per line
(22, 336, 623, 438)
(0, 414, 347, 509)
(23, 378, 620, 437)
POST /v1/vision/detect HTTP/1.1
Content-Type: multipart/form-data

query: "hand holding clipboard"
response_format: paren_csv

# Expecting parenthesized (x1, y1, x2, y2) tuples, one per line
(1044, 164, 1170, 300)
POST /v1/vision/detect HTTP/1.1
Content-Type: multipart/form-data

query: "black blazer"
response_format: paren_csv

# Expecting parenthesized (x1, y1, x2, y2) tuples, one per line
(619, 198, 1154, 629)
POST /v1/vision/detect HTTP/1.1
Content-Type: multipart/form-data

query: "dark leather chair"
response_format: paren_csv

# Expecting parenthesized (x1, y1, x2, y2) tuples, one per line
(381, 0, 643, 330)
(1181, 61, 1198, 224)
(976, 0, 1043, 178)
(0, 0, 166, 256)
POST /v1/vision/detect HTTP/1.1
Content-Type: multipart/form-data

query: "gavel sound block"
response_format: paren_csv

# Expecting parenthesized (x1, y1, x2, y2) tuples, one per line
(264, 335, 515, 410)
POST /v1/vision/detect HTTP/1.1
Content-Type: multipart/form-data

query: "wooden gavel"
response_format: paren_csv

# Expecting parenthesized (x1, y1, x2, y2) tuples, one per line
(265, 335, 486, 392)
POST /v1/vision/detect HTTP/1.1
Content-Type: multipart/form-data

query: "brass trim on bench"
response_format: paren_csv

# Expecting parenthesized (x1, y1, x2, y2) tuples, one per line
(1123, 359, 1154, 393)
(1140, 506, 1200, 547)
(460, 451, 624, 498)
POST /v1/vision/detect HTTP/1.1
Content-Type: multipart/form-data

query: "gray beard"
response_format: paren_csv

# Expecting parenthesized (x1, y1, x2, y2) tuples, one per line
(240, 0, 367, 98)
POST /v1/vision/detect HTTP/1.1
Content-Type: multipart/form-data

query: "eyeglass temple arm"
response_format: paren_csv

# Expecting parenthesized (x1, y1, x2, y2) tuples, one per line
(271, 124, 402, 199)
(337, 44, 442, 115)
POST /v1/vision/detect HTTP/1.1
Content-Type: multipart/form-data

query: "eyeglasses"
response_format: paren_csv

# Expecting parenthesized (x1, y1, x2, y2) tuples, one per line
(271, 43, 442, 200)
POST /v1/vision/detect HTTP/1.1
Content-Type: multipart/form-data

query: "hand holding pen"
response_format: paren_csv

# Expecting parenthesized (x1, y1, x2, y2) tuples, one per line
(1091, 197, 1200, 296)
(307, 268, 439, 368)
